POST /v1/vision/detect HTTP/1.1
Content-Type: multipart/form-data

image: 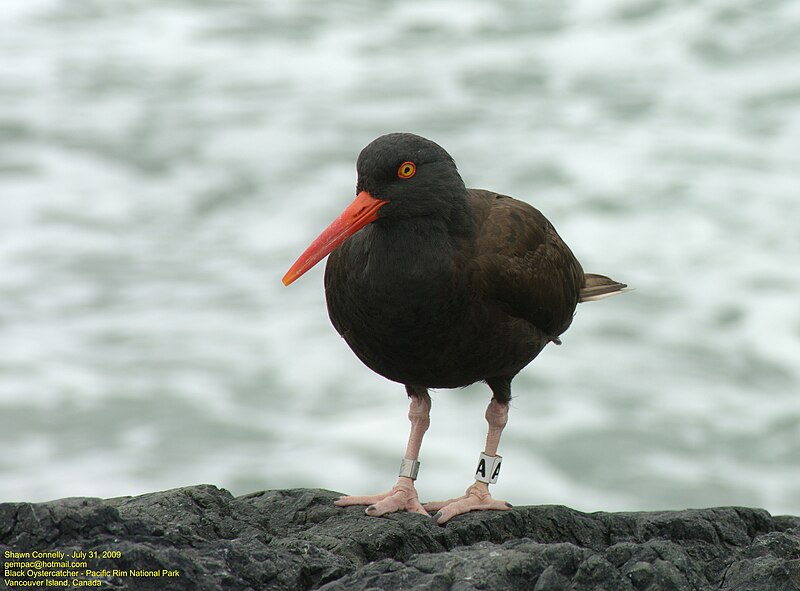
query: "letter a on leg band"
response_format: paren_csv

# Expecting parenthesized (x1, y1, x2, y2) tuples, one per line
(474, 452, 502, 484)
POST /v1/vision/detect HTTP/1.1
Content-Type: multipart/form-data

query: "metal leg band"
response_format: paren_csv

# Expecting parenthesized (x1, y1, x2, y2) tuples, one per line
(398, 458, 420, 480)
(475, 452, 502, 484)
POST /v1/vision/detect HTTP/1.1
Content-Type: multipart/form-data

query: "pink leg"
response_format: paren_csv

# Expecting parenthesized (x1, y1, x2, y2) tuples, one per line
(424, 398, 512, 524)
(334, 389, 431, 516)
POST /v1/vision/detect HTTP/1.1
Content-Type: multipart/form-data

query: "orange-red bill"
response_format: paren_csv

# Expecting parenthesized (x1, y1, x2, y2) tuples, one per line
(282, 191, 388, 286)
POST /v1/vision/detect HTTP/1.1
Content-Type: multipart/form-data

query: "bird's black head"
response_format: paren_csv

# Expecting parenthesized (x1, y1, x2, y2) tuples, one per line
(282, 133, 469, 286)
(356, 133, 467, 221)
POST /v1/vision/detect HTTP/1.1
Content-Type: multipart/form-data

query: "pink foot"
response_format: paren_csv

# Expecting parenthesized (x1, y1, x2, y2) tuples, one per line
(334, 478, 429, 517)
(423, 482, 512, 524)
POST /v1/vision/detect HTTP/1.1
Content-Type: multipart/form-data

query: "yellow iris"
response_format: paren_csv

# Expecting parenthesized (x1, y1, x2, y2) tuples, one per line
(397, 161, 416, 179)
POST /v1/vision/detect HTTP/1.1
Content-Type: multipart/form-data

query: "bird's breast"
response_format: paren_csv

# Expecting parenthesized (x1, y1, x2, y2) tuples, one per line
(326, 227, 462, 339)
(324, 226, 473, 382)
(323, 224, 549, 388)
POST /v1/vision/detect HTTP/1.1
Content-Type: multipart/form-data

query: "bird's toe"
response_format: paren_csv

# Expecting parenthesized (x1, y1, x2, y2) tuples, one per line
(364, 491, 405, 516)
(335, 479, 428, 517)
(426, 483, 512, 525)
(422, 497, 460, 512)
(334, 494, 384, 507)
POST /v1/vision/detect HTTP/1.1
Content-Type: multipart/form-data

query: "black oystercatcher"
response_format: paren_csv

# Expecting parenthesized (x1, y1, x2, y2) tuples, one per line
(283, 133, 626, 524)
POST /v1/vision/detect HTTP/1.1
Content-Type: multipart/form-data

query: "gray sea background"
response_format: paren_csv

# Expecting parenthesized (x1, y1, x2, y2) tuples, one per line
(1, 0, 798, 515)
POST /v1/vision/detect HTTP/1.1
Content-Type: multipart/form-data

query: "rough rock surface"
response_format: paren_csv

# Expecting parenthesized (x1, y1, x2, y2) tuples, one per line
(1, 485, 799, 590)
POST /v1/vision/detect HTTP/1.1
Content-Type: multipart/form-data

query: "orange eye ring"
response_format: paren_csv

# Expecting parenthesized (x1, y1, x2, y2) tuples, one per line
(397, 161, 416, 179)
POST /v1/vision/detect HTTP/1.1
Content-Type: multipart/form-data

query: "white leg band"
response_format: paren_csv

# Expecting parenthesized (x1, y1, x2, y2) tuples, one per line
(398, 458, 420, 480)
(475, 452, 502, 484)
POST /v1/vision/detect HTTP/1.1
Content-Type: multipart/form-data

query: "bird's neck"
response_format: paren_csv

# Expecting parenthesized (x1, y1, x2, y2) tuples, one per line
(376, 191, 474, 243)
(375, 216, 452, 253)
(349, 218, 454, 291)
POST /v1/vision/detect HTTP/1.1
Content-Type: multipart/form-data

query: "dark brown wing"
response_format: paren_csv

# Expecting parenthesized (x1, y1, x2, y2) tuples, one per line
(466, 189, 585, 338)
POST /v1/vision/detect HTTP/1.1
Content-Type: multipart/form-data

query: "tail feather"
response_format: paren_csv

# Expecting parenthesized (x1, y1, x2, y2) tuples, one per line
(579, 273, 628, 303)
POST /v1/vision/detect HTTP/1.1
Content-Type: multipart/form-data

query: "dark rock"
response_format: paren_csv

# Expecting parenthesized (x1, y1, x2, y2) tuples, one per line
(1, 485, 798, 590)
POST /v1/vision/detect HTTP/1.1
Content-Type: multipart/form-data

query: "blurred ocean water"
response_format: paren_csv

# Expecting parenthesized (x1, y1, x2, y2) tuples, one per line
(1, 0, 798, 514)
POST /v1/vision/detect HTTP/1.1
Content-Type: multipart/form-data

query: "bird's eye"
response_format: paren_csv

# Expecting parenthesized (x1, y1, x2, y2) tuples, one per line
(397, 161, 416, 179)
